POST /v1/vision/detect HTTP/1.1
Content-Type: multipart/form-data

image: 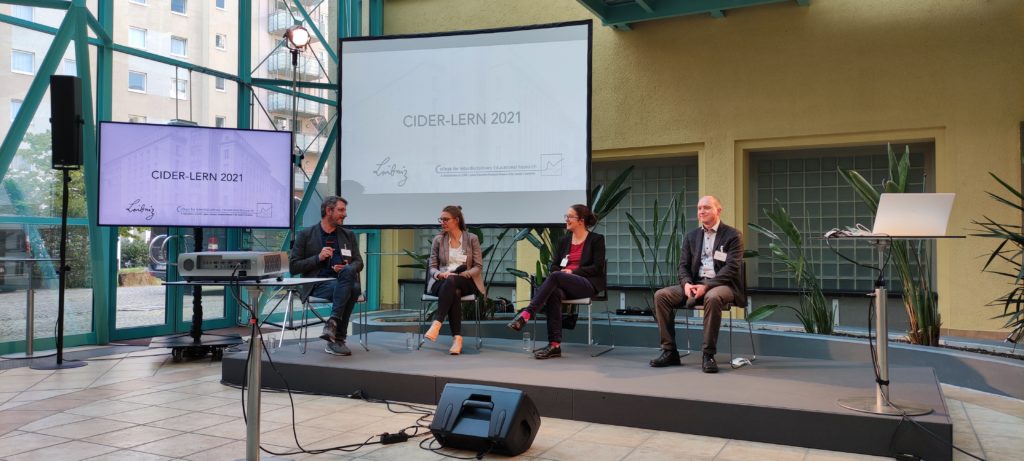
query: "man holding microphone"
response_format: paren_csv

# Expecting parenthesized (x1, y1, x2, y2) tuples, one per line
(289, 196, 363, 356)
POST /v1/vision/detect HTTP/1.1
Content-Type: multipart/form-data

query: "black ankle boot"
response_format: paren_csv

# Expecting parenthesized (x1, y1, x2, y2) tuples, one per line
(507, 311, 528, 332)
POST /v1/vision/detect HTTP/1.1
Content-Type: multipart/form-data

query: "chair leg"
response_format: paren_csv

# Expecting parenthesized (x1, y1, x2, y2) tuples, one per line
(278, 290, 293, 349)
(417, 301, 429, 350)
(590, 302, 615, 357)
(300, 296, 309, 354)
(475, 297, 483, 351)
(679, 310, 692, 358)
(358, 297, 369, 352)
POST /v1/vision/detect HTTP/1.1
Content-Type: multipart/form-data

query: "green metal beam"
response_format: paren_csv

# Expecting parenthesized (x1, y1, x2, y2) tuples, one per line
(0, 6, 76, 182)
(251, 77, 335, 91)
(577, 0, 807, 29)
(0, 0, 71, 10)
(251, 82, 336, 106)
(283, 124, 337, 250)
(369, 0, 383, 36)
(292, 0, 337, 64)
(83, 9, 111, 44)
(74, 0, 112, 345)
(108, 43, 237, 81)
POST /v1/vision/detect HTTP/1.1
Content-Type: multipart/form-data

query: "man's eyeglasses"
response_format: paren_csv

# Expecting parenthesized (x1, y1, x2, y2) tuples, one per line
(438, 217, 452, 223)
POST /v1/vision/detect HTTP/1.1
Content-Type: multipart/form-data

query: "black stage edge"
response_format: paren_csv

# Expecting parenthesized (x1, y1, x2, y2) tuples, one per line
(222, 332, 952, 460)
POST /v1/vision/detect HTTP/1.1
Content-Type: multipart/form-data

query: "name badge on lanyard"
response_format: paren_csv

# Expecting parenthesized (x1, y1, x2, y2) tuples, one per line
(560, 256, 569, 268)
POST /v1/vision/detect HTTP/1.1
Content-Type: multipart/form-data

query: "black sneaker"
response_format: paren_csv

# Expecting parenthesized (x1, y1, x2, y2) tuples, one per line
(533, 344, 561, 359)
(649, 349, 682, 367)
(702, 353, 718, 373)
(325, 341, 352, 356)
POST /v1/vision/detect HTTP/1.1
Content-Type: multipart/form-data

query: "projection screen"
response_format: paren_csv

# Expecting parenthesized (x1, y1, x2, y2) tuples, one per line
(339, 21, 592, 227)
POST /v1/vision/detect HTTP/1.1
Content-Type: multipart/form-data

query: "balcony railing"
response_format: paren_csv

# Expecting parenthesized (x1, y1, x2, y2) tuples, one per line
(294, 133, 327, 154)
(266, 51, 322, 81)
(268, 9, 328, 41)
(267, 93, 322, 118)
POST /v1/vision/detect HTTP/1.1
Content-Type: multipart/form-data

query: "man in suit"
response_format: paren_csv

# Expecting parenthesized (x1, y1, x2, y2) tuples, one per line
(649, 195, 745, 373)
(289, 196, 363, 356)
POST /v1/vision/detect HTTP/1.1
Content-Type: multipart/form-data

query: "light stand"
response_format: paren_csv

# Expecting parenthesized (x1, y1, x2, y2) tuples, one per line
(284, 25, 310, 251)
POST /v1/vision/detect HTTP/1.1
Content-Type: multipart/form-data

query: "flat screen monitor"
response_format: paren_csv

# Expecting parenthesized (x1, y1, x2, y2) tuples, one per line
(339, 21, 592, 227)
(97, 122, 293, 229)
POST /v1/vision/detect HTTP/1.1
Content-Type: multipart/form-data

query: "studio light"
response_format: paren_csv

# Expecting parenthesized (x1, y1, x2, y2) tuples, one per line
(285, 24, 311, 50)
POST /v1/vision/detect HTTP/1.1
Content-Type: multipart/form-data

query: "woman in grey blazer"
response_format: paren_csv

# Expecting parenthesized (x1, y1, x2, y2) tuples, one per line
(424, 205, 485, 355)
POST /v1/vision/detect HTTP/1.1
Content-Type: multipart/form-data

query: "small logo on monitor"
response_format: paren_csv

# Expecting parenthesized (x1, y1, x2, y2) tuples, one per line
(256, 203, 272, 218)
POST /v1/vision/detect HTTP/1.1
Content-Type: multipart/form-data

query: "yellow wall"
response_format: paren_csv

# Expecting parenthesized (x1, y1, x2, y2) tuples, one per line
(381, 0, 1024, 334)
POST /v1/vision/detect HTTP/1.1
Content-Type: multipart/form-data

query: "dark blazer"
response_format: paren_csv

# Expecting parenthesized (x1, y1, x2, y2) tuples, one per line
(289, 223, 364, 297)
(550, 231, 606, 293)
(427, 231, 485, 296)
(678, 222, 745, 307)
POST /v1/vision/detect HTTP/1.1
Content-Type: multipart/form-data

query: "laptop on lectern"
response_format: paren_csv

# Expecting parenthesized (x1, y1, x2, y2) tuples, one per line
(871, 193, 955, 237)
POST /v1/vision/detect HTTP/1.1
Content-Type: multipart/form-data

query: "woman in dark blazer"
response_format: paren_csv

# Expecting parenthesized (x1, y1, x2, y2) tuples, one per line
(507, 204, 606, 359)
(424, 205, 485, 355)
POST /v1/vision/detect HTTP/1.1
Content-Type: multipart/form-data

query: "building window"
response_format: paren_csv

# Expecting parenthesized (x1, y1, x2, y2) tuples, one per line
(274, 117, 289, 131)
(216, 0, 226, 10)
(10, 99, 23, 120)
(128, 71, 147, 92)
(171, 0, 187, 15)
(11, 5, 33, 21)
(62, 59, 77, 76)
(215, 116, 226, 128)
(129, 0, 148, 5)
(129, 27, 147, 49)
(11, 50, 34, 75)
(170, 37, 187, 57)
(215, 77, 226, 91)
(215, 33, 227, 50)
(172, 78, 188, 100)
(128, 115, 147, 123)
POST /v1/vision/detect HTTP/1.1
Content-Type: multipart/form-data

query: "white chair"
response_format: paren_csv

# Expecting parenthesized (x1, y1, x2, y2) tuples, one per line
(418, 272, 483, 351)
(269, 291, 368, 353)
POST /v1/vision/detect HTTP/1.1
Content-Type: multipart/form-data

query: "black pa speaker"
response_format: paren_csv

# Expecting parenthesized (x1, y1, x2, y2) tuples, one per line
(49, 75, 83, 170)
(430, 384, 541, 456)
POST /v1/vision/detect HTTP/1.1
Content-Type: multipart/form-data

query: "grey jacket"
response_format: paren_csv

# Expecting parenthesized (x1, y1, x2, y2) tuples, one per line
(427, 231, 485, 296)
(289, 223, 363, 297)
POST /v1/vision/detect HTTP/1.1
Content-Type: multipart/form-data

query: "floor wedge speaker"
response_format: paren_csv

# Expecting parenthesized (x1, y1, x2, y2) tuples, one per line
(49, 75, 83, 169)
(430, 383, 540, 456)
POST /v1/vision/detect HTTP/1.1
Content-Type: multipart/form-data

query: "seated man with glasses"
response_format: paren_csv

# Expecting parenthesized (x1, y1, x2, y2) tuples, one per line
(289, 196, 363, 356)
(507, 204, 606, 359)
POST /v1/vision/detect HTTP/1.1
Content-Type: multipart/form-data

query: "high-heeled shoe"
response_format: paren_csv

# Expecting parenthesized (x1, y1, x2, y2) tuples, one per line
(425, 320, 442, 342)
(449, 335, 463, 355)
(507, 311, 529, 331)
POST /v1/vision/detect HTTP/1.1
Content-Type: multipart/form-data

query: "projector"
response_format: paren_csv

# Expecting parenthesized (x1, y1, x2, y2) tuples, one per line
(178, 251, 288, 281)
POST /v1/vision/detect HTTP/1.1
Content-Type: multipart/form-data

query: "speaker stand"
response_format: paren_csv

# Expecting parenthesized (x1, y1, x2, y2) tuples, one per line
(32, 169, 86, 370)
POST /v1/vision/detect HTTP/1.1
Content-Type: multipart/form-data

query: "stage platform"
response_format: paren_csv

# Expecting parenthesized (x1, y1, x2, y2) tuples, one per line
(222, 332, 952, 460)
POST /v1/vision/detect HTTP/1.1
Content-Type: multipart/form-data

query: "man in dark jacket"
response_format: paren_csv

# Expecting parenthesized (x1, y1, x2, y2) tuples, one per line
(649, 195, 745, 373)
(289, 196, 363, 356)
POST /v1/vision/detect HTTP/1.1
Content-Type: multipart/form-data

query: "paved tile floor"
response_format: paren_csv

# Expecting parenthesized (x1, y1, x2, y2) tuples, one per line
(0, 346, 1020, 461)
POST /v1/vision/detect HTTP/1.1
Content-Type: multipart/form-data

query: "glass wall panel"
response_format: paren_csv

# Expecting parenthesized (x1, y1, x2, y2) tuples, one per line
(749, 144, 931, 293)
(593, 158, 699, 287)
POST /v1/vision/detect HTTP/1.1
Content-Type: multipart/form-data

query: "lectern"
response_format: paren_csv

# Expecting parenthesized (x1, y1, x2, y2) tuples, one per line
(830, 193, 961, 416)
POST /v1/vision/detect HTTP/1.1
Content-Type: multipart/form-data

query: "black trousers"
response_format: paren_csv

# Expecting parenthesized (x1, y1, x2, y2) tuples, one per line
(431, 276, 476, 336)
(526, 271, 595, 343)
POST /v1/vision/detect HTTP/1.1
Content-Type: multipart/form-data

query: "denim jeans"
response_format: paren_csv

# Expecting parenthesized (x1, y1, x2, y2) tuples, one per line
(309, 267, 361, 341)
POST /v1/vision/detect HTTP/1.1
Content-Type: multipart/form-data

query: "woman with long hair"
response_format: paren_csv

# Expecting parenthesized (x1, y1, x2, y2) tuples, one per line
(507, 204, 606, 359)
(424, 205, 485, 355)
